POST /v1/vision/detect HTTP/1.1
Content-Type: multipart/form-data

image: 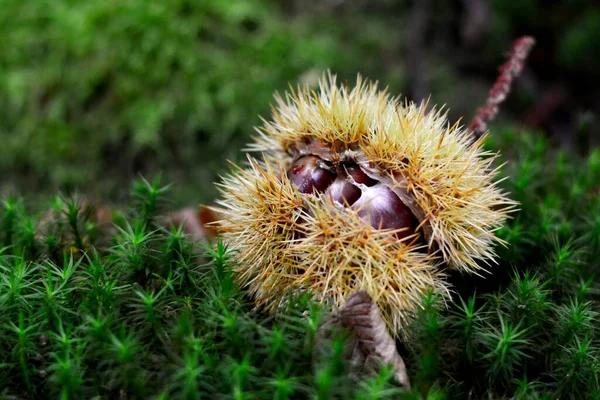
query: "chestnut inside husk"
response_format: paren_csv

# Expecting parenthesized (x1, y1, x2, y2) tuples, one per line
(286, 139, 419, 241)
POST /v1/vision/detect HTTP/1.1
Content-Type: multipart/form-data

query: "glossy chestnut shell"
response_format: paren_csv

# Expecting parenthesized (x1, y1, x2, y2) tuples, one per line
(287, 143, 419, 241)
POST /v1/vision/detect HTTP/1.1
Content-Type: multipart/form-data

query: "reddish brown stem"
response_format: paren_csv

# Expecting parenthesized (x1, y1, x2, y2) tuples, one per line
(469, 36, 536, 139)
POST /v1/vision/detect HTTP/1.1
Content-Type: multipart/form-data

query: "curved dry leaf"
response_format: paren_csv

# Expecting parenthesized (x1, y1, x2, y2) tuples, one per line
(160, 205, 218, 242)
(315, 291, 411, 389)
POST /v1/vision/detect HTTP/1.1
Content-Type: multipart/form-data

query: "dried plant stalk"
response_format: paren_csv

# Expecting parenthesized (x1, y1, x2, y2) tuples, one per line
(469, 36, 536, 139)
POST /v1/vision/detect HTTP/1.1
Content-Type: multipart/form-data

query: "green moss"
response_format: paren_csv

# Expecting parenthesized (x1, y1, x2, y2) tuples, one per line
(1, 128, 599, 398)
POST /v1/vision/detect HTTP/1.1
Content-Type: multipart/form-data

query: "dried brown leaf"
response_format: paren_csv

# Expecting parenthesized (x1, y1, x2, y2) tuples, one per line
(160, 205, 217, 242)
(315, 291, 411, 389)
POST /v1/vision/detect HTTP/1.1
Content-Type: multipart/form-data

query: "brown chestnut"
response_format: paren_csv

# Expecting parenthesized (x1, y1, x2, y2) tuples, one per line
(353, 184, 417, 239)
(345, 164, 378, 187)
(327, 177, 362, 205)
(288, 156, 336, 194)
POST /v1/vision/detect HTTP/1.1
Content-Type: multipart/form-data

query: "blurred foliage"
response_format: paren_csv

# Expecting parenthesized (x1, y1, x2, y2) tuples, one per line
(489, 0, 600, 68)
(1, 0, 599, 204)
(0, 0, 403, 203)
(487, 0, 600, 131)
(489, 0, 600, 74)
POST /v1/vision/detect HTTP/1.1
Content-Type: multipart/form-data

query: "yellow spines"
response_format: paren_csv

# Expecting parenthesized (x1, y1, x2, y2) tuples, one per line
(214, 156, 448, 335)
(250, 73, 515, 272)
(212, 72, 516, 335)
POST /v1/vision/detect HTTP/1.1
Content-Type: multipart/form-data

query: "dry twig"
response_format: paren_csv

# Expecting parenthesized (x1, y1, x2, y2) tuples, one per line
(469, 36, 536, 140)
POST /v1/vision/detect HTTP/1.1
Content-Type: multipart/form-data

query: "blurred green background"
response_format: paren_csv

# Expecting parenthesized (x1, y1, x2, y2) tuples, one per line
(1, 0, 598, 207)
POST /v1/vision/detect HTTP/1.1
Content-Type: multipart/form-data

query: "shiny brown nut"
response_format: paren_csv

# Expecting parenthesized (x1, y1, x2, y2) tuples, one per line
(288, 156, 336, 194)
(327, 177, 362, 206)
(353, 184, 417, 239)
(345, 164, 377, 186)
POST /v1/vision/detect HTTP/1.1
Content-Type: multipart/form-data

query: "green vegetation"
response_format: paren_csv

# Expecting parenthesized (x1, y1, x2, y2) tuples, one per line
(0, 0, 402, 203)
(2, 0, 599, 203)
(1, 128, 599, 399)
(1, 0, 600, 398)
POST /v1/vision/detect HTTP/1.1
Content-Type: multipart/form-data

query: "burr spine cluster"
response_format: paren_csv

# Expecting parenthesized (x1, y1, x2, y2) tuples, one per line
(212, 72, 516, 335)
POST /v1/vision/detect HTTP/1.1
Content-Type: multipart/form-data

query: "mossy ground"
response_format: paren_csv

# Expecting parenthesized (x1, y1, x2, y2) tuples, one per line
(1, 2, 600, 398)
(1, 128, 599, 399)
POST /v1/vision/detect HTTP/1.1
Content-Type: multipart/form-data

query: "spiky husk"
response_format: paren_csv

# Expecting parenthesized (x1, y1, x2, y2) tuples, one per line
(213, 73, 514, 333)
(214, 156, 449, 335)
(249, 73, 515, 272)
